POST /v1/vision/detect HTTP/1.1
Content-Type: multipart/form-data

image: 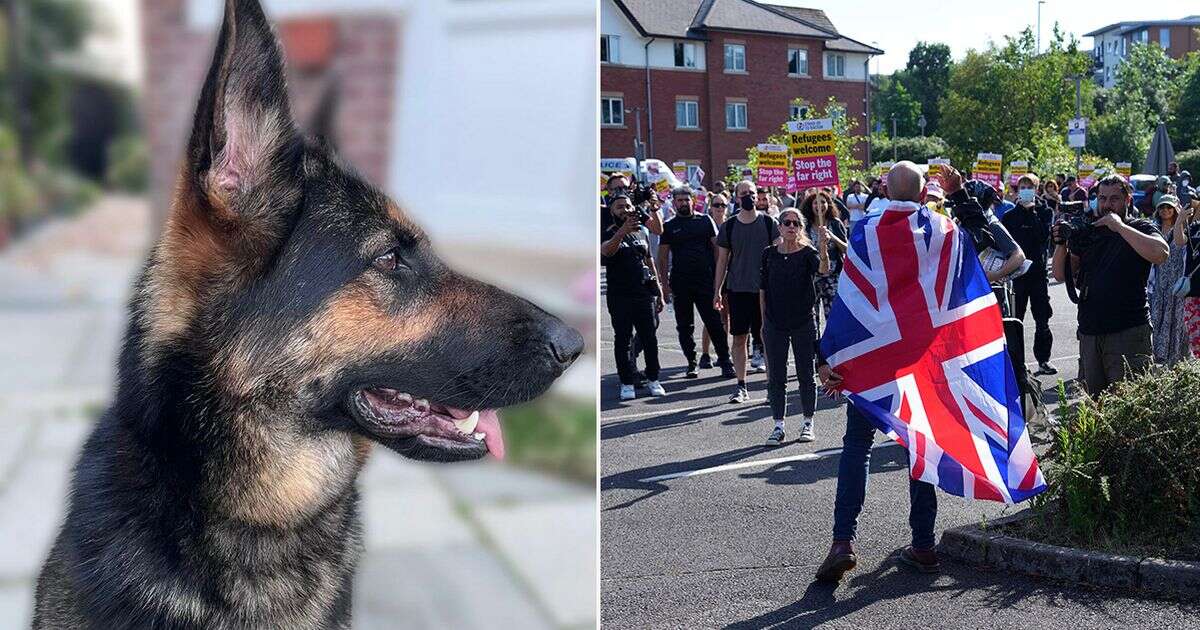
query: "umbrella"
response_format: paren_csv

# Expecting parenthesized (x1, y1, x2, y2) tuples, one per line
(1144, 121, 1175, 176)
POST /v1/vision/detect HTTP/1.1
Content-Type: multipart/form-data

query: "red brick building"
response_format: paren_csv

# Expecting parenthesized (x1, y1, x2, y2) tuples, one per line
(600, 0, 881, 185)
(1087, 16, 1200, 88)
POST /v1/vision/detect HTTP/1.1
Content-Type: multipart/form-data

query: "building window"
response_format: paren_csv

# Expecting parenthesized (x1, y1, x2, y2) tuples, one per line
(601, 96, 624, 126)
(1134, 29, 1148, 44)
(724, 44, 746, 72)
(600, 35, 619, 63)
(725, 102, 747, 130)
(825, 53, 846, 78)
(789, 104, 808, 120)
(1160, 28, 1170, 49)
(788, 48, 809, 75)
(676, 100, 699, 129)
(674, 42, 697, 68)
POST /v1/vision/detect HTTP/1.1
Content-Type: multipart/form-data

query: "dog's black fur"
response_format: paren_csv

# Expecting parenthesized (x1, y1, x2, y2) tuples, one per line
(32, 1, 583, 627)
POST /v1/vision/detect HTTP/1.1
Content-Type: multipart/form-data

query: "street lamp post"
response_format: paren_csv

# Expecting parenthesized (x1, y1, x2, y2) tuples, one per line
(918, 115, 927, 137)
(1037, 1, 1046, 54)
(626, 107, 645, 179)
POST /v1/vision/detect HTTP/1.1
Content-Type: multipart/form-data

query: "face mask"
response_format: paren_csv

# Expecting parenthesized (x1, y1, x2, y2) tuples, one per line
(1018, 189, 1036, 204)
(740, 194, 755, 211)
(1089, 197, 1098, 213)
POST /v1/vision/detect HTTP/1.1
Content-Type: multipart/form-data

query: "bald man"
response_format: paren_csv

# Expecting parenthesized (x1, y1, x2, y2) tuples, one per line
(815, 161, 942, 581)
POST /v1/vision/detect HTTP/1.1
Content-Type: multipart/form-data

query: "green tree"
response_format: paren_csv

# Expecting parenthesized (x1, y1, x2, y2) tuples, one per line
(1110, 42, 1180, 127)
(1089, 106, 1152, 172)
(900, 42, 951, 136)
(0, 0, 91, 165)
(872, 75, 921, 138)
(1169, 54, 1200, 152)
(938, 27, 1093, 171)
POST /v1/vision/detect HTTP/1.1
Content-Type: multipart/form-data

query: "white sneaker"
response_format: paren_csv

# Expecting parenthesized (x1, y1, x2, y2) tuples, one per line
(619, 384, 636, 400)
(750, 349, 766, 372)
(646, 380, 667, 396)
(798, 417, 815, 442)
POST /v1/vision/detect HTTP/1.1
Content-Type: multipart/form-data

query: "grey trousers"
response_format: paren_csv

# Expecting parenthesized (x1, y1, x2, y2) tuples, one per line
(1079, 323, 1152, 396)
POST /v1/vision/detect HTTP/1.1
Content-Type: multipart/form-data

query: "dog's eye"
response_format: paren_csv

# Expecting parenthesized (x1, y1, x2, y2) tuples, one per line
(371, 248, 408, 273)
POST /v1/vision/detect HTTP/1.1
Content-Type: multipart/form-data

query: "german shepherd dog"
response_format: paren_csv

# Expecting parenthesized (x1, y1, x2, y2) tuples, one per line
(32, 1, 584, 627)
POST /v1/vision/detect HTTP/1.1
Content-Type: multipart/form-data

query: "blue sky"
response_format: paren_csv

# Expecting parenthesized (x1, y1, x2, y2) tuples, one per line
(768, 0, 1193, 74)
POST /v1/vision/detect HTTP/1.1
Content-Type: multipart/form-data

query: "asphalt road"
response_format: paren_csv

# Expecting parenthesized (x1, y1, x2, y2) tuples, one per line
(599, 274, 1200, 629)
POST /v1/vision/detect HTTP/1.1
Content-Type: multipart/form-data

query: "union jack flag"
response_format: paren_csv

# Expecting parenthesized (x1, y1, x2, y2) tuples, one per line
(820, 201, 1046, 504)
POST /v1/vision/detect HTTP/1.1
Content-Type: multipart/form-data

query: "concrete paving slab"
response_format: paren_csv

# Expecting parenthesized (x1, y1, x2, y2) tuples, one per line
(353, 544, 552, 630)
(362, 479, 475, 551)
(437, 460, 590, 506)
(0, 456, 71, 580)
(0, 584, 33, 630)
(475, 500, 597, 628)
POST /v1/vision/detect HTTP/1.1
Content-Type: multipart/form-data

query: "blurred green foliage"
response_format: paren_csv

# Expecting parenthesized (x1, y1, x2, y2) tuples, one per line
(501, 397, 596, 484)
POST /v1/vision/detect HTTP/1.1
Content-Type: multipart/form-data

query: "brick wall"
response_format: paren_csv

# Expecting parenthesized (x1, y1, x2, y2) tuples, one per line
(140, 0, 398, 230)
(599, 31, 869, 187)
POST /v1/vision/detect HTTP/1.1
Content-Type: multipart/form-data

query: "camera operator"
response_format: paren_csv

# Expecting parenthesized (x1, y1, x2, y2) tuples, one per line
(602, 173, 664, 236)
(938, 166, 1026, 316)
(602, 194, 667, 400)
(658, 185, 736, 379)
(1002, 174, 1056, 375)
(1051, 175, 1169, 395)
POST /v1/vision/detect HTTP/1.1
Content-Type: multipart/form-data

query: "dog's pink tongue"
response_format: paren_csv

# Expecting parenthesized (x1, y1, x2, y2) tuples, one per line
(475, 410, 505, 460)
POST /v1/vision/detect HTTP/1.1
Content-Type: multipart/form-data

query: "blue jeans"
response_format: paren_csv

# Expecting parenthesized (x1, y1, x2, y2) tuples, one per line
(832, 402, 938, 550)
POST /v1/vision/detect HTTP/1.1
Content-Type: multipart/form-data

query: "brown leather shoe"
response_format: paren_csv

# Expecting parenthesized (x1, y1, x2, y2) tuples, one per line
(814, 541, 857, 582)
(898, 546, 940, 573)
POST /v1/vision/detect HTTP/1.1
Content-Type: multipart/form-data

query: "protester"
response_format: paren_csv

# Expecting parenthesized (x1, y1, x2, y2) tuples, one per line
(1150, 195, 1190, 365)
(1178, 170, 1195, 208)
(658, 186, 736, 379)
(1153, 175, 1173, 209)
(1064, 175, 1087, 203)
(1002, 174, 1056, 375)
(843, 179, 868, 225)
(924, 181, 948, 217)
(815, 162, 942, 582)
(714, 181, 781, 403)
(1176, 201, 1200, 358)
(800, 190, 848, 330)
(602, 194, 667, 400)
(759, 207, 829, 446)
(1052, 175, 1169, 395)
(700, 192, 731, 368)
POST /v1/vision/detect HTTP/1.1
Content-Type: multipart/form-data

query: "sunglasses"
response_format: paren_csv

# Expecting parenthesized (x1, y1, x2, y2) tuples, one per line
(780, 220, 802, 227)
(710, 202, 728, 208)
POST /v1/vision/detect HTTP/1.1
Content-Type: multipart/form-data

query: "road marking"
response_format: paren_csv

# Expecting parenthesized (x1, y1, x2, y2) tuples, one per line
(603, 403, 714, 421)
(639, 441, 900, 483)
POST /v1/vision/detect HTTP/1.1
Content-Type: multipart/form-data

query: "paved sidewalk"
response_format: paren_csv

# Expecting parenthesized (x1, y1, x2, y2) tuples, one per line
(0, 197, 595, 629)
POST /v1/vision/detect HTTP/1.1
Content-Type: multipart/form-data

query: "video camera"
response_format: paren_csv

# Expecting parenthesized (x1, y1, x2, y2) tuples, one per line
(1052, 200, 1096, 254)
(609, 183, 656, 225)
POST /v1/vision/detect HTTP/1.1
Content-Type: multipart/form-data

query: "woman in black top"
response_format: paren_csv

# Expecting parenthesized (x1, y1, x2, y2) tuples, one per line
(800, 190, 849, 331)
(758, 208, 830, 446)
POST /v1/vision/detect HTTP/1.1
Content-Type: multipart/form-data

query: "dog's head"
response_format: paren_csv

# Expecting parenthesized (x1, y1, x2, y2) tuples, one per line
(136, 0, 583, 465)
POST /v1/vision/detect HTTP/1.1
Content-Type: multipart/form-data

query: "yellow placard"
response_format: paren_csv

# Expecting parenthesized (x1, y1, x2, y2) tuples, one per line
(757, 150, 788, 170)
(1115, 162, 1132, 178)
(788, 118, 836, 159)
(928, 158, 949, 179)
(975, 152, 1002, 175)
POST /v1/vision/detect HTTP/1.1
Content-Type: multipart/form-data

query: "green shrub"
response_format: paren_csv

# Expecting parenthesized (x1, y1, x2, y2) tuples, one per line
(0, 126, 41, 225)
(105, 134, 149, 192)
(1030, 361, 1200, 559)
(869, 134, 950, 164)
(498, 397, 595, 484)
(33, 168, 101, 217)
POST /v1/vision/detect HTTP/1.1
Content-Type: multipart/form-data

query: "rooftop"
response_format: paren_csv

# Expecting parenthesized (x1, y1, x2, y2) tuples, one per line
(1084, 16, 1200, 37)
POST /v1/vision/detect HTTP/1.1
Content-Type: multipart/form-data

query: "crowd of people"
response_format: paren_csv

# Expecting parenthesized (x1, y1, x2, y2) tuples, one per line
(601, 158, 1199, 579)
(602, 159, 1200, 433)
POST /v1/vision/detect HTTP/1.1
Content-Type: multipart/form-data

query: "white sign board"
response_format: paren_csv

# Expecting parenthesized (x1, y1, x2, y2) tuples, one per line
(1068, 118, 1087, 149)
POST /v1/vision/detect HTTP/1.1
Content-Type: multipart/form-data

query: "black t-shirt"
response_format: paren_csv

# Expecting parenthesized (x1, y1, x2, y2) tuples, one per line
(759, 244, 820, 329)
(1077, 217, 1159, 335)
(601, 224, 653, 299)
(661, 214, 718, 290)
(1000, 202, 1053, 273)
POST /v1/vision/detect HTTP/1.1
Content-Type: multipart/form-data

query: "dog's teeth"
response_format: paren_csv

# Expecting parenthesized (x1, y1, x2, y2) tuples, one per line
(453, 411, 479, 434)
(414, 398, 429, 412)
(472, 432, 485, 441)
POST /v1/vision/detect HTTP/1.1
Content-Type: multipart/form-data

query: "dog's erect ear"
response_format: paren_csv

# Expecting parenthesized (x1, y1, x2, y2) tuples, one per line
(187, 0, 297, 214)
(309, 75, 340, 151)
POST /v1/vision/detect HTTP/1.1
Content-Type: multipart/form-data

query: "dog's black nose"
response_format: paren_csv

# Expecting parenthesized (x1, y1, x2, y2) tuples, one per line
(547, 323, 585, 367)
